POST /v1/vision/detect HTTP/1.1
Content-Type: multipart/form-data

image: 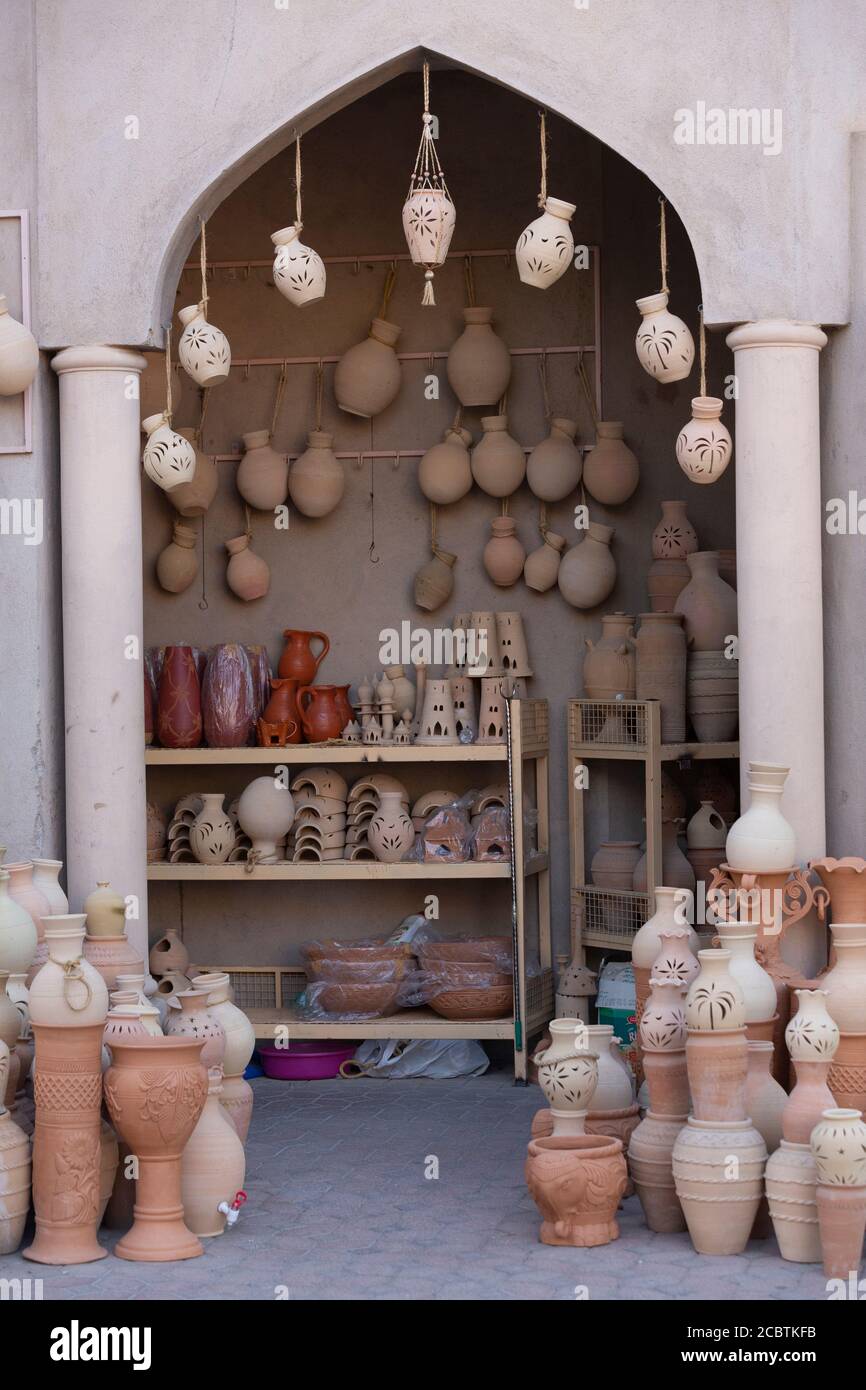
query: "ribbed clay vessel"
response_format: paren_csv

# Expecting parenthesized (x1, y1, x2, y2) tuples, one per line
(635, 612, 686, 742)
(673, 1118, 767, 1254)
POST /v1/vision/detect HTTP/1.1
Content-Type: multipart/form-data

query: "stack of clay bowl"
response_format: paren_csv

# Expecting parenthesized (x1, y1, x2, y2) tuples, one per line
(418, 937, 513, 1020)
(470, 785, 511, 862)
(147, 802, 168, 864)
(226, 798, 252, 863)
(301, 940, 414, 1018)
(411, 789, 458, 835)
(344, 774, 409, 861)
(167, 794, 203, 863)
(290, 767, 348, 862)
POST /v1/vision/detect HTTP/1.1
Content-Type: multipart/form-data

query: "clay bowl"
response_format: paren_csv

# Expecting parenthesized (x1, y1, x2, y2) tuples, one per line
(420, 958, 510, 988)
(302, 942, 415, 965)
(429, 985, 513, 1020)
(306, 956, 412, 983)
(318, 981, 401, 1016)
(418, 937, 512, 964)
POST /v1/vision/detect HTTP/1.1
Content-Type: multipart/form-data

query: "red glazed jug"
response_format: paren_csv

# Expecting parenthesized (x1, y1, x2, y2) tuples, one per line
(297, 685, 344, 743)
(278, 630, 329, 683)
(333, 684, 354, 734)
(260, 677, 302, 744)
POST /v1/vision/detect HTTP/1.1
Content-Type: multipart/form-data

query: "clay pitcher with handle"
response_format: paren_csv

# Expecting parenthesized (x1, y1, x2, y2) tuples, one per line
(297, 685, 344, 743)
(278, 630, 330, 684)
(261, 678, 302, 744)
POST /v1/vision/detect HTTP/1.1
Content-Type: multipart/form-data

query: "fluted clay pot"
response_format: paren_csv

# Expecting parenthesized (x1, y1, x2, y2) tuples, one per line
(418, 426, 473, 505)
(524, 532, 566, 592)
(157, 520, 198, 593)
(83, 881, 126, 939)
(673, 1118, 767, 1255)
(808, 857, 866, 924)
(471, 416, 525, 497)
(191, 972, 255, 1142)
(526, 417, 582, 502)
(446, 307, 511, 407)
(164, 991, 225, 1072)
(169, 428, 218, 516)
(674, 551, 737, 651)
(236, 429, 288, 511)
(335, 318, 401, 418)
(149, 928, 189, 978)
(687, 650, 739, 741)
(811, 1108, 866, 1278)
(525, 1134, 628, 1247)
(726, 762, 796, 873)
(583, 422, 639, 505)
(225, 534, 270, 601)
(104, 1036, 208, 1261)
(630, 1109, 687, 1233)
(635, 612, 686, 741)
(181, 1068, 246, 1237)
(583, 613, 636, 700)
(483, 517, 525, 586)
(558, 523, 616, 610)
(0, 1105, 30, 1254)
(652, 500, 697, 560)
(289, 431, 344, 517)
(745, 1040, 786, 1152)
(590, 840, 641, 890)
(635, 291, 695, 382)
(0, 869, 38, 977)
(647, 557, 689, 613)
(157, 645, 201, 749)
(765, 1140, 822, 1263)
(414, 550, 456, 611)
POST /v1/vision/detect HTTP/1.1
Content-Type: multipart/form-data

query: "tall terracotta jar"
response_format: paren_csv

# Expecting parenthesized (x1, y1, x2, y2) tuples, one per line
(278, 630, 329, 683)
(674, 551, 738, 651)
(685, 948, 749, 1123)
(225, 534, 270, 601)
(524, 532, 566, 592)
(583, 423, 639, 505)
(583, 613, 636, 700)
(202, 643, 255, 748)
(0, 1099, 30, 1254)
(483, 517, 525, 586)
(191, 971, 255, 1141)
(103, 1036, 208, 1261)
(157, 645, 202, 749)
(289, 431, 345, 518)
(446, 307, 511, 407)
(558, 523, 617, 610)
(25, 915, 109, 1265)
(156, 520, 198, 593)
(808, 857, 866, 924)
(525, 1133, 628, 1247)
(726, 762, 797, 874)
(181, 1068, 246, 1236)
(526, 417, 582, 502)
(418, 426, 473, 505)
(629, 1105, 687, 1234)
(470, 416, 525, 497)
(6, 861, 48, 958)
(0, 868, 38, 978)
(672, 1117, 767, 1255)
(236, 429, 288, 511)
(334, 318, 402, 418)
(765, 1139, 823, 1263)
(169, 428, 218, 516)
(635, 612, 687, 742)
(630, 957, 690, 1233)
(811, 1108, 866, 1278)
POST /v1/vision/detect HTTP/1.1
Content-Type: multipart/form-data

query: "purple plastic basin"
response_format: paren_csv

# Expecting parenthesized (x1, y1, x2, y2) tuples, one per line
(258, 1040, 356, 1080)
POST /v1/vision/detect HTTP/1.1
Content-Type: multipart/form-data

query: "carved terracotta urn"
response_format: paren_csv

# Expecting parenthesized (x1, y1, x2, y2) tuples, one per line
(525, 1133, 628, 1247)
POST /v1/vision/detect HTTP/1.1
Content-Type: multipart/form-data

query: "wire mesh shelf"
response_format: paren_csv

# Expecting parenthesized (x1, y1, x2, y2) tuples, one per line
(571, 887, 649, 951)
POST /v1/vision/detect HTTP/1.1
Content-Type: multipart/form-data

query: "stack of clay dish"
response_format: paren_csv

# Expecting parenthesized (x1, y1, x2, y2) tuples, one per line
(146, 803, 168, 863)
(715, 918, 778, 1045)
(423, 951, 512, 1020)
(411, 789, 458, 835)
(340, 772, 407, 862)
(166, 794, 203, 863)
(811, 1107, 866, 1278)
(191, 971, 256, 1141)
(301, 941, 413, 1019)
(285, 766, 346, 862)
(685, 800, 727, 884)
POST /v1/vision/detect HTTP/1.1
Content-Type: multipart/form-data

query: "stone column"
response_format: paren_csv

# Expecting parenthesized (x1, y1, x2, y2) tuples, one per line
(52, 346, 148, 960)
(725, 321, 827, 861)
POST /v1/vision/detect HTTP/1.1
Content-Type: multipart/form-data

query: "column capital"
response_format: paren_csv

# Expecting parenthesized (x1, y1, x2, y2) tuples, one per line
(52, 345, 147, 376)
(726, 320, 827, 353)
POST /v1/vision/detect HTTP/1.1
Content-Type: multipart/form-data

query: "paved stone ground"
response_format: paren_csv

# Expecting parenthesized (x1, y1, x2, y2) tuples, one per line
(0, 1068, 831, 1301)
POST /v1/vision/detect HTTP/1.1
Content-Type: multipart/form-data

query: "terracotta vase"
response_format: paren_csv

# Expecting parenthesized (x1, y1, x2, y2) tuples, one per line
(0, 1104, 30, 1254)
(236, 429, 288, 511)
(634, 612, 687, 741)
(157, 646, 201, 749)
(169, 428, 218, 516)
(590, 840, 642, 890)
(297, 685, 344, 742)
(525, 1133, 627, 1247)
(181, 1068, 246, 1237)
(676, 397, 733, 485)
(191, 971, 255, 1141)
(148, 928, 189, 978)
(674, 551, 738, 652)
(446, 308, 511, 407)
(687, 650, 739, 741)
(418, 426, 473, 505)
(202, 643, 255, 748)
(156, 519, 198, 593)
(524, 532, 566, 592)
(811, 1108, 866, 1278)
(629, 1109, 687, 1233)
(526, 417, 582, 502)
(225, 534, 270, 601)
(333, 685, 355, 735)
(726, 763, 796, 873)
(583, 613, 636, 701)
(785, 987, 840, 1106)
(367, 791, 415, 864)
(414, 550, 456, 611)
(483, 517, 525, 586)
(83, 881, 126, 938)
(515, 196, 575, 286)
(190, 793, 234, 865)
(673, 1118, 767, 1254)
(632, 820, 695, 895)
(647, 558, 689, 614)
(83, 934, 145, 993)
(786, 1055, 838, 1147)
(470, 416, 525, 498)
(278, 630, 329, 683)
(164, 991, 225, 1071)
(715, 921, 777, 1024)
(0, 868, 38, 977)
(745, 1040, 786, 1152)
(289, 431, 345, 518)
(652, 500, 698, 560)
(0, 293, 38, 394)
(632, 887, 698, 1030)
(334, 317, 401, 418)
(634, 290, 695, 382)
(103, 1036, 208, 1261)
(177, 303, 231, 387)
(558, 523, 616, 610)
(583, 422, 639, 505)
(765, 1139, 822, 1264)
(261, 677, 302, 743)
(809, 857, 866, 924)
(237, 776, 295, 863)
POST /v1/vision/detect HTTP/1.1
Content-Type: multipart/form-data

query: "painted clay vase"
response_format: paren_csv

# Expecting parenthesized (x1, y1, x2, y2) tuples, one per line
(525, 1134, 628, 1247)
(202, 643, 255, 748)
(181, 1068, 246, 1237)
(225, 534, 270, 601)
(446, 308, 511, 407)
(31, 860, 67, 915)
(278, 630, 329, 683)
(515, 196, 575, 286)
(367, 792, 416, 864)
(785, 988, 840, 1104)
(524, 531, 566, 592)
(672, 1118, 767, 1254)
(583, 612, 636, 700)
(148, 928, 189, 979)
(647, 558, 689, 614)
(418, 426, 473, 505)
(334, 318, 401, 418)
(558, 523, 616, 610)
(634, 291, 695, 382)
(808, 857, 866, 924)
(811, 1108, 866, 1278)
(583, 423, 639, 505)
(157, 646, 201, 749)
(297, 685, 344, 742)
(631, 887, 698, 1026)
(289, 431, 345, 518)
(590, 840, 642, 890)
(156, 519, 198, 593)
(0, 1102, 30, 1254)
(471, 416, 525, 497)
(685, 948, 746, 1032)
(526, 417, 582, 502)
(164, 991, 225, 1072)
(237, 776, 295, 863)
(177, 303, 231, 387)
(685, 950, 748, 1123)
(687, 650, 739, 741)
(726, 763, 796, 873)
(0, 869, 38, 977)
(687, 801, 727, 850)
(261, 678, 302, 743)
(629, 1108, 687, 1234)
(191, 972, 255, 1141)
(0, 294, 38, 395)
(715, 921, 777, 1025)
(414, 550, 456, 611)
(271, 224, 326, 307)
(632, 820, 695, 895)
(83, 933, 144, 994)
(169, 428, 218, 516)
(676, 397, 733, 485)
(190, 794, 234, 865)
(141, 413, 197, 493)
(652, 501, 697, 560)
(745, 1040, 786, 1152)
(483, 517, 525, 586)
(674, 551, 737, 651)
(765, 1140, 822, 1263)
(103, 1036, 208, 1261)
(83, 881, 126, 939)
(236, 429, 288, 511)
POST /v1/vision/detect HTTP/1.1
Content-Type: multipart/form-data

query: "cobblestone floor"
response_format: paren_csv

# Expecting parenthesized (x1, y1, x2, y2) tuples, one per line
(0, 1069, 831, 1301)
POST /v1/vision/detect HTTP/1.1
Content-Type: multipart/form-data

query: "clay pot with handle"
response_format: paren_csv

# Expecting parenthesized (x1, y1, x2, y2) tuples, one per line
(297, 685, 344, 743)
(260, 678, 302, 744)
(278, 630, 329, 683)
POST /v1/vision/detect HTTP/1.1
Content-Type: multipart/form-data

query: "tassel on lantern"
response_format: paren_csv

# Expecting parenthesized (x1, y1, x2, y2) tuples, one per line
(402, 63, 456, 307)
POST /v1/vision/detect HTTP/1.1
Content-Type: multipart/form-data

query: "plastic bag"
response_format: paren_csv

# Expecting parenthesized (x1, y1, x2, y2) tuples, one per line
(201, 643, 255, 748)
(304, 957, 409, 984)
(407, 791, 475, 863)
(346, 1038, 489, 1079)
(244, 644, 272, 722)
(298, 971, 425, 1021)
(471, 805, 511, 861)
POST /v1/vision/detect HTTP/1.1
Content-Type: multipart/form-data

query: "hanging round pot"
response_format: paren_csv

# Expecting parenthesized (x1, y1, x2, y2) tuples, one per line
(446, 308, 511, 408)
(515, 197, 576, 288)
(177, 304, 231, 387)
(524, 531, 566, 592)
(470, 416, 525, 497)
(418, 427, 473, 505)
(334, 318, 402, 418)
(289, 431, 344, 518)
(236, 430, 288, 511)
(558, 523, 616, 609)
(225, 534, 270, 602)
(156, 520, 198, 595)
(676, 397, 733, 484)
(526, 417, 582, 501)
(583, 423, 639, 505)
(141, 413, 197, 494)
(414, 550, 456, 612)
(0, 295, 38, 396)
(166, 428, 218, 516)
(272, 225, 326, 308)
(635, 291, 695, 383)
(483, 517, 526, 587)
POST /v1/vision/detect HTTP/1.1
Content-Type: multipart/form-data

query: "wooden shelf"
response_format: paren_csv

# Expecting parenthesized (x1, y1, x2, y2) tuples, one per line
(144, 743, 519, 765)
(146, 853, 548, 882)
(247, 1005, 516, 1041)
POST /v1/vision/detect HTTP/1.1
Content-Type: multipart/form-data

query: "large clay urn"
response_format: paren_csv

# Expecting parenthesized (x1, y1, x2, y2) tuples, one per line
(157, 645, 202, 749)
(674, 551, 737, 651)
(470, 416, 525, 498)
(672, 1118, 767, 1255)
(808, 857, 866, 924)
(558, 523, 617, 610)
(181, 1068, 246, 1237)
(103, 1036, 208, 1261)
(811, 1108, 866, 1279)
(446, 307, 511, 407)
(191, 971, 255, 1141)
(765, 1140, 822, 1263)
(202, 643, 255, 748)
(583, 613, 636, 700)
(525, 1134, 628, 1247)
(418, 426, 473, 505)
(526, 417, 582, 502)
(289, 432, 345, 518)
(0, 868, 38, 978)
(278, 629, 329, 683)
(590, 840, 642, 891)
(635, 612, 687, 741)
(334, 318, 402, 418)
(236, 429, 288, 511)
(726, 762, 797, 873)
(169, 428, 218, 516)
(583, 422, 639, 505)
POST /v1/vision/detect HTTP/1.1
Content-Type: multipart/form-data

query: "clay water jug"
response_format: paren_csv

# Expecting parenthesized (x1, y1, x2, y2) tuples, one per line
(0, 294, 38, 395)
(526, 417, 582, 502)
(558, 523, 616, 609)
(483, 517, 525, 586)
(333, 685, 354, 734)
(634, 291, 695, 382)
(177, 303, 231, 387)
(583, 613, 636, 700)
(414, 550, 456, 611)
(651, 500, 697, 560)
(418, 426, 473, 505)
(583, 423, 639, 505)
(515, 196, 576, 287)
(157, 646, 201, 749)
(686, 802, 727, 850)
(202, 643, 255, 748)
(289, 431, 344, 517)
(676, 397, 733, 484)
(335, 318, 402, 418)
(470, 416, 525, 497)
(236, 430, 288, 511)
(181, 1069, 246, 1237)
(190, 794, 234, 865)
(156, 520, 198, 594)
(726, 763, 796, 873)
(225, 534, 270, 601)
(635, 612, 686, 742)
(367, 791, 416, 864)
(169, 428, 218, 516)
(30, 861, 67, 915)
(0, 868, 39, 976)
(271, 224, 326, 306)
(278, 630, 329, 683)
(297, 685, 344, 742)
(446, 307, 511, 407)
(261, 678, 302, 743)
(674, 551, 737, 651)
(524, 532, 566, 592)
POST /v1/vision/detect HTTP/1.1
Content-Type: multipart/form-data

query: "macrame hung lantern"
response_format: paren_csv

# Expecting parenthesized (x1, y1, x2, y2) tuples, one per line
(675, 309, 733, 485)
(271, 136, 326, 308)
(402, 63, 456, 306)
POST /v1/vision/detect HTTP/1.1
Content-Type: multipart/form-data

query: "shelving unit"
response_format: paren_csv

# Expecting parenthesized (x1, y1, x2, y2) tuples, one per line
(567, 698, 739, 957)
(146, 698, 554, 1080)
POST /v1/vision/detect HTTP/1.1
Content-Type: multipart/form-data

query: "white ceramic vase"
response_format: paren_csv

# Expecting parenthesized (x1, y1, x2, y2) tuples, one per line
(0, 295, 38, 395)
(726, 762, 797, 872)
(676, 397, 733, 484)
(141, 413, 197, 493)
(237, 777, 295, 863)
(685, 948, 747, 1031)
(515, 197, 576, 288)
(785, 989, 840, 1062)
(177, 304, 231, 387)
(635, 291, 695, 382)
(271, 225, 326, 307)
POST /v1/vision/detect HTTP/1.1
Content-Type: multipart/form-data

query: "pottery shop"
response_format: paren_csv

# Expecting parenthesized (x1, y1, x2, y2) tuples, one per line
(1, 0, 865, 1305)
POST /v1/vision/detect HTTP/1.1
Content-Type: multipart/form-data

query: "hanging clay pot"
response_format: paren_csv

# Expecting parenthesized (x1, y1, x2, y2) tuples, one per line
(0, 294, 38, 395)
(526, 417, 582, 502)
(169, 428, 218, 516)
(652, 500, 698, 559)
(83, 881, 126, 939)
(632, 821, 695, 895)
(524, 532, 566, 592)
(156, 645, 201, 749)
(471, 416, 526, 498)
(271, 224, 326, 307)
(726, 762, 796, 873)
(190, 794, 234, 865)
(236, 430, 288, 511)
(225, 534, 270, 602)
(515, 197, 576, 288)
(583, 423, 639, 505)
(808, 857, 866, 924)
(0, 869, 38, 977)
(289, 431, 345, 518)
(674, 551, 737, 651)
(367, 791, 416, 864)
(156, 520, 198, 594)
(676, 397, 733, 484)
(418, 427, 473, 505)
(672, 1118, 766, 1255)
(745, 1040, 786, 1153)
(414, 550, 456, 612)
(141, 413, 197, 494)
(177, 304, 231, 387)
(525, 1133, 628, 1247)
(202, 643, 255, 748)
(634, 291, 695, 383)
(558, 523, 616, 610)
(583, 612, 636, 700)
(634, 611, 687, 742)
(446, 308, 511, 407)
(483, 517, 525, 587)
(180, 1068, 246, 1237)
(402, 186, 456, 297)
(811, 1108, 866, 1278)
(278, 630, 329, 683)
(237, 776, 295, 863)
(191, 971, 255, 1141)
(334, 318, 402, 418)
